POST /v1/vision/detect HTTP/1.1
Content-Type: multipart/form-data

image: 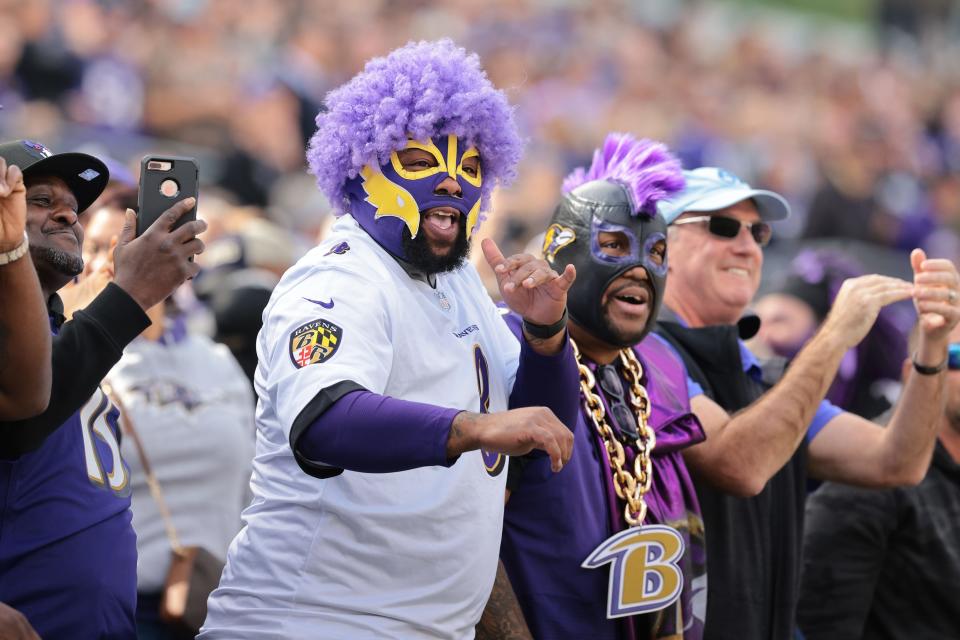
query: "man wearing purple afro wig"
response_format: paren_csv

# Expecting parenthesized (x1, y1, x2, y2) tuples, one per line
(200, 39, 581, 638)
(480, 133, 709, 639)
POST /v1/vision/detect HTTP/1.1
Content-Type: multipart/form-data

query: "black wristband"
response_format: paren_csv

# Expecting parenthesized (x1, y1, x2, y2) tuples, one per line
(912, 352, 947, 376)
(522, 308, 568, 340)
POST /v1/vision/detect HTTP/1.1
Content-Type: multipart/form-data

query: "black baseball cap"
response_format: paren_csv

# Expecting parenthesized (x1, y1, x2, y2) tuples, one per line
(0, 139, 109, 213)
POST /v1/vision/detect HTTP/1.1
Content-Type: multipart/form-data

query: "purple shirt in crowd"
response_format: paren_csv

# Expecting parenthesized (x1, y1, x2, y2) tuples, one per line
(0, 336, 136, 638)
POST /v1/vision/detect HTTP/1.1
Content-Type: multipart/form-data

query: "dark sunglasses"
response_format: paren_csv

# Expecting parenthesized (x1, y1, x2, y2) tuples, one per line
(949, 343, 960, 370)
(596, 364, 639, 441)
(672, 215, 772, 247)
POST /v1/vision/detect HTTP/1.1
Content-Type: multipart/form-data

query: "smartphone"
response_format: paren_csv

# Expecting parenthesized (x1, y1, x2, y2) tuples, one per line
(136, 155, 199, 236)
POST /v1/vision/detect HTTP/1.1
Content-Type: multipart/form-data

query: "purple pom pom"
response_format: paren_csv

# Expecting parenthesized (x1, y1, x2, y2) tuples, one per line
(562, 133, 684, 215)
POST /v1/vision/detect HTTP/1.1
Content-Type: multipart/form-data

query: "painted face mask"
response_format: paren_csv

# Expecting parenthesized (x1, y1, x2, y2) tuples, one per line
(546, 180, 668, 347)
(546, 134, 683, 346)
(343, 134, 483, 260)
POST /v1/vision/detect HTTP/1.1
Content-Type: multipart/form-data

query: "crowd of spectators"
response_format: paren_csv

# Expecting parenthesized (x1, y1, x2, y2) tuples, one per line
(0, 0, 958, 271)
(2, 1, 960, 637)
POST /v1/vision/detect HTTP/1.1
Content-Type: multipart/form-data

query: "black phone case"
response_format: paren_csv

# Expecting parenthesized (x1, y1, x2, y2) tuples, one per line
(136, 155, 198, 236)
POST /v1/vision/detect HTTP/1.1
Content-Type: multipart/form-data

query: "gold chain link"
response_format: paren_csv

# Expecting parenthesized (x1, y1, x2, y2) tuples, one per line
(571, 339, 656, 526)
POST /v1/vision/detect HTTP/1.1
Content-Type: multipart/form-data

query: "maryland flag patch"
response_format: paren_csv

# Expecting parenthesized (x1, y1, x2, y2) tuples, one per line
(289, 319, 343, 368)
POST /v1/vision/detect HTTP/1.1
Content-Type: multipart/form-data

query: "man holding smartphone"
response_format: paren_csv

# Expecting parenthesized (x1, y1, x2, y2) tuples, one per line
(0, 139, 206, 638)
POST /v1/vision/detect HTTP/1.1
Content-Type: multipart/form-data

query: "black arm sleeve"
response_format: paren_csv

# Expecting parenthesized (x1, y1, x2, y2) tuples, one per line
(0, 283, 151, 457)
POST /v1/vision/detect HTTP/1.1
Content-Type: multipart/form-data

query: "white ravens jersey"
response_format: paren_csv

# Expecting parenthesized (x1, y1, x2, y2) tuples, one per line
(106, 332, 254, 592)
(201, 215, 520, 639)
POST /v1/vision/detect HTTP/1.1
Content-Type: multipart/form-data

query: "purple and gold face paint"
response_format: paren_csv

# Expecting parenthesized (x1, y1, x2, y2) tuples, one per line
(344, 134, 483, 260)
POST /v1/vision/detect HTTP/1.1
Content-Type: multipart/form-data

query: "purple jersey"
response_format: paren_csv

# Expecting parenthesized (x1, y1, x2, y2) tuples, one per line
(502, 330, 706, 640)
(0, 387, 137, 638)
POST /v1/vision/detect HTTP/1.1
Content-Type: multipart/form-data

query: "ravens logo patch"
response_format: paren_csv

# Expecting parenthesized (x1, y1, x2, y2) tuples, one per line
(289, 319, 343, 368)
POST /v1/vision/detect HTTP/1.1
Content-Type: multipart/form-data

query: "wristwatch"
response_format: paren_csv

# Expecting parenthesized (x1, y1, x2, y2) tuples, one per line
(0, 232, 28, 266)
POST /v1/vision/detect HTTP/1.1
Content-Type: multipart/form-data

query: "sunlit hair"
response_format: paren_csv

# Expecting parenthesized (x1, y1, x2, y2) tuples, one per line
(561, 132, 684, 215)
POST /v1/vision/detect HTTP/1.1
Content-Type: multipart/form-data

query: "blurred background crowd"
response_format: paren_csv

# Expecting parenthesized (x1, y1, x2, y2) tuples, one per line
(3, 0, 960, 409)
(4, 1, 960, 635)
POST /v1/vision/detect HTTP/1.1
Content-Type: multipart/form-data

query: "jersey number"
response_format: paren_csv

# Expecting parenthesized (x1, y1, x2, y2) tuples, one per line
(474, 344, 505, 476)
(79, 389, 130, 495)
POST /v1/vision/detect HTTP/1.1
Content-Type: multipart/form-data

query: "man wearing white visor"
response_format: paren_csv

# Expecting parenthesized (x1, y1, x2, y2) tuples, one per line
(652, 167, 960, 640)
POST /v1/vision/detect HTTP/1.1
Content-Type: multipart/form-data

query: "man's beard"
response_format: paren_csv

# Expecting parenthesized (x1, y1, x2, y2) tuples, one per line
(598, 305, 651, 347)
(597, 281, 655, 347)
(401, 218, 471, 275)
(31, 245, 83, 277)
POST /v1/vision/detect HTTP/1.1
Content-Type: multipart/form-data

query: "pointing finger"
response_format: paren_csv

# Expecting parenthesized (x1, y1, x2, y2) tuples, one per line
(481, 237, 507, 274)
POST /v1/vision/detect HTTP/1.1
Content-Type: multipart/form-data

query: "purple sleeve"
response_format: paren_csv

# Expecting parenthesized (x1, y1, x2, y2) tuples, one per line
(295, 390, 461, 473)
(503, 312, 580, 431)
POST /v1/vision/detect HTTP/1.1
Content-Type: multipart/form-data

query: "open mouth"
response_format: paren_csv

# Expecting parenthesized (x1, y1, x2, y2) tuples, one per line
(614, 292, 647, 306)
(608, 282, 652, 310)
(422, 207, 461, 242)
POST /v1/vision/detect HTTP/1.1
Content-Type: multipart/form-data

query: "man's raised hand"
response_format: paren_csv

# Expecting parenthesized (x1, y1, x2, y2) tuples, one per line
(112, 198, 206, 310)
(0, 159, 26, 252)
(481, 237, 575, 326)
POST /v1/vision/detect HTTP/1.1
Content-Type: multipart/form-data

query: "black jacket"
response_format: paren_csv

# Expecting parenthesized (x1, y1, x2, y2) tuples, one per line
(656, 318, 808, 640)
(0, 283, 150, 457)
(799, 440, 960, 640)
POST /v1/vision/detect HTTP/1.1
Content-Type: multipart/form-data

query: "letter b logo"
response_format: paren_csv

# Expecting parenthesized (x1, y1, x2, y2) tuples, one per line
(582, 524, 685, 618)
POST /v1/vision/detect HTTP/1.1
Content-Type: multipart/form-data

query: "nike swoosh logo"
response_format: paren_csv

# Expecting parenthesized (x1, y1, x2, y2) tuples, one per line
(303, 297, 334, 309)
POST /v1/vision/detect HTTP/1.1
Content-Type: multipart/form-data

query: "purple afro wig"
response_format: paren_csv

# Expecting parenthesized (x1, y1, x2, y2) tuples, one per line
(307, 39, 523, 227)
(562, 132, 684, 215)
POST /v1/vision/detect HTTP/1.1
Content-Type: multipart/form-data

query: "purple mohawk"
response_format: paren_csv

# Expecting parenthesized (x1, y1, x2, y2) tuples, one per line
(561, 133, 684, 215)
(306, 39, 523, 228)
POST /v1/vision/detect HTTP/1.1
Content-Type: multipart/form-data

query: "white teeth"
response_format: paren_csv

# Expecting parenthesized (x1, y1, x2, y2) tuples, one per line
(726, 268, 749, 277)
(427, 213, 454, 230)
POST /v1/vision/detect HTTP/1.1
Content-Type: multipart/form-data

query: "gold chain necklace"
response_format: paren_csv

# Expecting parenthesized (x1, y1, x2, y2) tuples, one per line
(571, 338, 656, 526)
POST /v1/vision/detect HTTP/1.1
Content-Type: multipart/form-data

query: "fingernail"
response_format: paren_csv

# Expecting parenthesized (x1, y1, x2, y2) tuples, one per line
(495, 265, 505, 272)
